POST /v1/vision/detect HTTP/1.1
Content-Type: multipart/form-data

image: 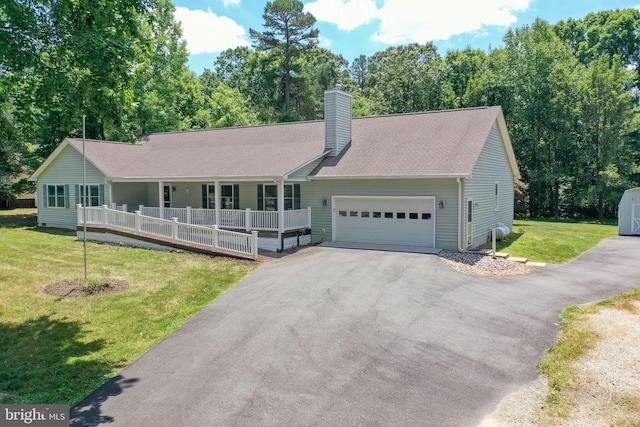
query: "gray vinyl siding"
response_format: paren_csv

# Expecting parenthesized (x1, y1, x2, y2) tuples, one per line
(302, 178, 460, 250)
(287, 157, 326, 181)
(464, 125, 516, 248)
(618, 188, 640, 235)
(324, 90, 352, 156)
(111, 182, 149, 210)
(36, 144, 109, 229)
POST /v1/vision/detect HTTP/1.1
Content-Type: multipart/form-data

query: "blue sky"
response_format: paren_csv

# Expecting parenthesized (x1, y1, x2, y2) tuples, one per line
(172, 0, 640, 75)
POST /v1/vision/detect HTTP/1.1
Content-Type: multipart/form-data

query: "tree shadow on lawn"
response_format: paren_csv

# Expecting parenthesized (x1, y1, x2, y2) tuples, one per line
(0, 314, 134, 424)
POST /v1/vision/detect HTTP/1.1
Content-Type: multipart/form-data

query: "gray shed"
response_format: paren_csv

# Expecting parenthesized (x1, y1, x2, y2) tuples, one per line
(618, 187, 640, 235)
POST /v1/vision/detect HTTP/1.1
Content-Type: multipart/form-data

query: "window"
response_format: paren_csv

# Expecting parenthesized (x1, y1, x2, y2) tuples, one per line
(422, 213, 431, 220)
(260, 184, 298, 211)
(384, 212, 393, 218)
(409, 212, 418, 219)
(349, 211, 358, 217)
(47, 185, 66, 208)
(79, 185, 101, 207)
(494, 182, 499, 211)
(361, 211, 370, 218)
(264, 185, 278, 211)
(221, 185, 234, 209)
(339, 210, 347, 217)
(373, 212, 381, 218)
(397, 212, 406, 219)
(204, 184, 235, 209)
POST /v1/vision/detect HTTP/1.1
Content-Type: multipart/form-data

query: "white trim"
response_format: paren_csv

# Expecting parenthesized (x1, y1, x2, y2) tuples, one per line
(108, 176, 283, 183)
(331, 195, 436, 248)
(283, 151, 330, 179)
(309, 174, 469, 181)
(466, 197, 474, 247)
(495, 111, 521, 179)
(632, 203, 640, 235)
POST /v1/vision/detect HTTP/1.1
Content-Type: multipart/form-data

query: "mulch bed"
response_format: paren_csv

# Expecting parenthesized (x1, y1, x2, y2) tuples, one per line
(43, 278, 128, 297)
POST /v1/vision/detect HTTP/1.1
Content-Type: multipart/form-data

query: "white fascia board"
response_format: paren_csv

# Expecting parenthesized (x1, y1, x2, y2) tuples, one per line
(29, 139, 72, 181)
(308, 174, 469, 181)
(108, 176, 283, 183)
(283, 150, 330, 180)
(495, 111, 521, 180)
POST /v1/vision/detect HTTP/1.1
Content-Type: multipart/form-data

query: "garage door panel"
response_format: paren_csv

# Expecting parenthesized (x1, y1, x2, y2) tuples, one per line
(334, 197, 435, 247)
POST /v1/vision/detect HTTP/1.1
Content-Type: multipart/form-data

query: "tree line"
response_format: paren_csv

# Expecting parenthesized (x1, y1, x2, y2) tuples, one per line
(1, 0, 638, 219)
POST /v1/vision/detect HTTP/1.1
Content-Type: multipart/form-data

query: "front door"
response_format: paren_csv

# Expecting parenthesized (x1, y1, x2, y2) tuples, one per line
(163, 184, 172, 208)
(633, 203, 640, 235)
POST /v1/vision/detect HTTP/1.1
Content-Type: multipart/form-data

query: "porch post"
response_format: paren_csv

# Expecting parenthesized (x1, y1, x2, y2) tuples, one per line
(158, 181, 164, 220)
(214, 181, 221, 226)
(278, 179, 284, 251)
(107, 181, 113, 205)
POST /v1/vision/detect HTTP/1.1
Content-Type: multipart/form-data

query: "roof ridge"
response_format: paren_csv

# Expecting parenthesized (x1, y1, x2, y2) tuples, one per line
(352, 106, 500, 121)
(140, 119, 325, 138)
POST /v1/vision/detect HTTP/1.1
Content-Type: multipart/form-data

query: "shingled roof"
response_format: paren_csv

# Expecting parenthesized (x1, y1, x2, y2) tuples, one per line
(313, 106, 507, 178)
(32, 106, 517, 181)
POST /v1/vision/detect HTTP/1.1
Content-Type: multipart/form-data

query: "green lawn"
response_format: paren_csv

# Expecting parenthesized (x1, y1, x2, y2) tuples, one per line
(486, 218, 618, 264)
(0, 209, 258, 405)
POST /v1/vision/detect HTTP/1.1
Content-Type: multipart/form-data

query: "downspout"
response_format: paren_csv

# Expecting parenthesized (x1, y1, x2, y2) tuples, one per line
(457, 177, 465, 252)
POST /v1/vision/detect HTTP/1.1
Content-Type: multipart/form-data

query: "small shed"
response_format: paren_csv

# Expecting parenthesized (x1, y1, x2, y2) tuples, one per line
(618, 187, 640, 235)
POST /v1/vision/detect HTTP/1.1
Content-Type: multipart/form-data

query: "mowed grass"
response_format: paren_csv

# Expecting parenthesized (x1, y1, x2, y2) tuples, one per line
(0, 209, 258, 405)
(487, 218, 618, 264)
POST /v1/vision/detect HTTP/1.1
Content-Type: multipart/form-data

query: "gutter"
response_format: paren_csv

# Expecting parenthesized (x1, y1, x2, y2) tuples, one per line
(457, 177, 465, 252)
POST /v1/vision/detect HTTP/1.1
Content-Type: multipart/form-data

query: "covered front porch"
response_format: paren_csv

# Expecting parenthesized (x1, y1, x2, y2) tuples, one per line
(105, 179, 312, 251)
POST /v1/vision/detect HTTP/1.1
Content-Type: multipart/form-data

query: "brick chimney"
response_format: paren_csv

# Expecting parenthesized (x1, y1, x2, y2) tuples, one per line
(324, 84, 352, 156)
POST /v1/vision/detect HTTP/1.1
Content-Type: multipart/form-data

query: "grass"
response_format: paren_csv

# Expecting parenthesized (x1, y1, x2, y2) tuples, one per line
(537, 289, 640, 425)
(485, 218, 618, 263)
(0, 208, 258, 405)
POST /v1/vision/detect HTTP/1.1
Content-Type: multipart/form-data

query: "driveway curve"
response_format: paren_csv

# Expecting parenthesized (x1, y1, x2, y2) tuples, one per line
(71, 236, 640, 427)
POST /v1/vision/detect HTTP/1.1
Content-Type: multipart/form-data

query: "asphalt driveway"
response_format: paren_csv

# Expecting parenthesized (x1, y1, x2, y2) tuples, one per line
(71, 236, 640, 427)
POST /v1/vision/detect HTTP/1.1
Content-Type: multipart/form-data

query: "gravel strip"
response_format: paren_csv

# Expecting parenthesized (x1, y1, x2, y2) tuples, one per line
(439, 250, 530, 276)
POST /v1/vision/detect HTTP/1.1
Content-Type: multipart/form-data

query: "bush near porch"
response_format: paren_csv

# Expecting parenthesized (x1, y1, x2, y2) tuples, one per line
(0, 209, 258, 405)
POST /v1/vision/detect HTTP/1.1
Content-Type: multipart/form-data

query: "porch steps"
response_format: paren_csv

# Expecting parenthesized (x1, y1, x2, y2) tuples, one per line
(481, 250, 547, 268)
(483, 250, 510, 259)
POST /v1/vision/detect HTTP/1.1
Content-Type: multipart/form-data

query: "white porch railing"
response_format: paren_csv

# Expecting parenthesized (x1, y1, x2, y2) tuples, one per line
(78, 205, 258, 260)
(138, 205, 311, 231)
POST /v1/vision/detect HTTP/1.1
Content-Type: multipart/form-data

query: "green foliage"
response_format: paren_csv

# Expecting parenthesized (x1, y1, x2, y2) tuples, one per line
(249, 0, 319, 114)
(2, 1, 639, 220)
(365, 43, 457, 114)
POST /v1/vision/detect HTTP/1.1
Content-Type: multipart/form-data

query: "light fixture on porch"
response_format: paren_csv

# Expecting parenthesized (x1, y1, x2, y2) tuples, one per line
(172, 186, 176, 192)
(322, 198, 328, 206)
(438, 200, 445, 209)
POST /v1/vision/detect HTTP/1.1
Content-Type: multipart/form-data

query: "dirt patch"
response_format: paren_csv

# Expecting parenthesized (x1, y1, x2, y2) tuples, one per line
(43, 278, 128, 297)
(480, 301, 640, 426)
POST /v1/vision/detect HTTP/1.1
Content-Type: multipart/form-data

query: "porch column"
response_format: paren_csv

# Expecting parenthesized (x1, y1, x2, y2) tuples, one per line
(158, 181, 164, 220)
(214, 180, 221, 226)
(107, 181, 113, 205)
(278, 178, 285, 251)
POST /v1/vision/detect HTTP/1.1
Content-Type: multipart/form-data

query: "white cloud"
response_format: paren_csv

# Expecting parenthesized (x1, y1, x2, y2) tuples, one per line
(319, 35, 333, 48)
(303, 0, 530, 44)
(174, 7, 249, 55)
(224, 0, 241, 6)
(304, 0, 380, 31)
(373, 0, 531, 44)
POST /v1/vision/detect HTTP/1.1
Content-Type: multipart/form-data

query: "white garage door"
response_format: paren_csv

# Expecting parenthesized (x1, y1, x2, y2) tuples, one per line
(334, 197, 435, 247)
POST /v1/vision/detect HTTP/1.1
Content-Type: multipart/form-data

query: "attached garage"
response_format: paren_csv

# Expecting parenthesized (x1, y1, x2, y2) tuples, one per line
(618, 187, 640, 236)
(333, 196, 435, 248)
